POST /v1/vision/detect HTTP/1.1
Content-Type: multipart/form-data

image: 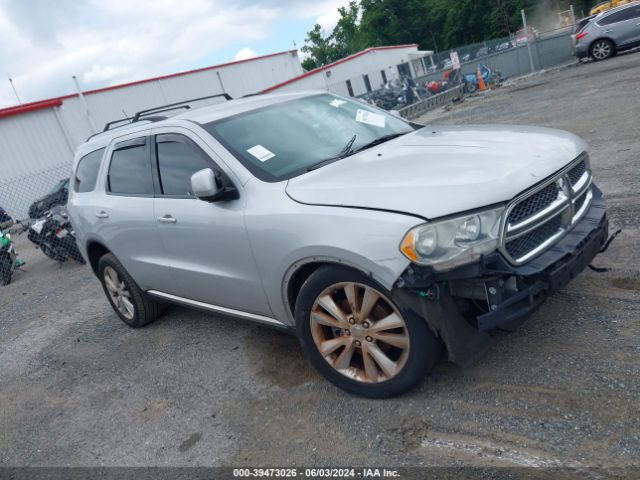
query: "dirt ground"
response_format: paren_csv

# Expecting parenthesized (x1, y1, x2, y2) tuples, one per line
(1, 53, 639, 472)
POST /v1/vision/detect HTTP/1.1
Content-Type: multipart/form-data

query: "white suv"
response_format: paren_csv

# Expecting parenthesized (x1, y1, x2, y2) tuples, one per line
(68, 92, 608, 397)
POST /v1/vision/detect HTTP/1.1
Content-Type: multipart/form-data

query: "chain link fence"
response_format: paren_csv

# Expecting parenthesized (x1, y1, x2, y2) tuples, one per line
(0, 162, 80, 285)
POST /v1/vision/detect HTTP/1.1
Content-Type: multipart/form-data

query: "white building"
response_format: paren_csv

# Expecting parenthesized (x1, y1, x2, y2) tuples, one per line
(0, 50, 302, 216)
(263, 44, 433, 97)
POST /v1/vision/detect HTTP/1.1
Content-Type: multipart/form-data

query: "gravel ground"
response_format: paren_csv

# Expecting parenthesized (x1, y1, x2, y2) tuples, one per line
(1, 53, 639, 472)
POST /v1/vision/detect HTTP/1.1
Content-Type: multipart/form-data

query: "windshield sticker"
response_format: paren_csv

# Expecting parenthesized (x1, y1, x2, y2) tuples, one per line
(246, 144, 275, 162)
(355, 109, 386, 128)
(329, 99, 347, 108)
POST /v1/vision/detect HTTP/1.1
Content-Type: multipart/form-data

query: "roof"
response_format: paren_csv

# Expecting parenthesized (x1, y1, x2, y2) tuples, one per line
(262, 44, 419, 93)
(0, 49, 298, 120)
(81, 90, 320, 149)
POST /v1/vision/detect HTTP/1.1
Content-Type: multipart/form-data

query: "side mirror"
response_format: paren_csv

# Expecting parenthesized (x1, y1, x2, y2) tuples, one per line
(191, 168, 221, 202)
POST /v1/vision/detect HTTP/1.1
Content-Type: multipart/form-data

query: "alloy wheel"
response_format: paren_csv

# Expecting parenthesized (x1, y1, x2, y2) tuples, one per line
(592, 41, 611, 60)
(103, 266, 135, 320)
(309, 282, 410, 383)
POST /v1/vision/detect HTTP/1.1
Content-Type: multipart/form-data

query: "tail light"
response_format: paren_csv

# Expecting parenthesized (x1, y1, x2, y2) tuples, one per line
(576, 32, 588, 41)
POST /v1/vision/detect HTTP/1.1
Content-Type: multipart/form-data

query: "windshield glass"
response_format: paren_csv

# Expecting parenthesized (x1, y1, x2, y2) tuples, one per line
(203, 94, 414, 182)
(49, 178, 69, 194)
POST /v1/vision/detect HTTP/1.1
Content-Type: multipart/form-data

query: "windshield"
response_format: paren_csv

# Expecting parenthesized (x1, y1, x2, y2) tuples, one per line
(49, 178, 69, 194)
(203, 94, 414, 182)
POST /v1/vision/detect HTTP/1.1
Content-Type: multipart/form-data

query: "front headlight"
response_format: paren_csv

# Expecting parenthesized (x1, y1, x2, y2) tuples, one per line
(400, 206, 504, 271)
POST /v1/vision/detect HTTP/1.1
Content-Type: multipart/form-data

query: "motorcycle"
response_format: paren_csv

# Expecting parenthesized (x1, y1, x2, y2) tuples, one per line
(464, 63, 503, 93)
(0, 229, 25, 285)
(28, 206, 85, 264)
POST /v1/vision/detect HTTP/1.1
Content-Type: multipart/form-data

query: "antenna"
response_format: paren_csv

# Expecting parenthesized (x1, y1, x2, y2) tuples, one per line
(7, 74, 22, 105)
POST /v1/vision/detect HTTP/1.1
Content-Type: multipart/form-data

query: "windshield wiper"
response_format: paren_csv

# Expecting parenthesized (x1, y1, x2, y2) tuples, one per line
(306, 134, 357, 172)
(350, 132, 407, 154)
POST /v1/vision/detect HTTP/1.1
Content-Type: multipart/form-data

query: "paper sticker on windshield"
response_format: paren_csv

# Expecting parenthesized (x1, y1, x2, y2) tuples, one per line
(355, 109, 386, 128)
(247, 145, 275, 162)
(329, 99, 347, 108)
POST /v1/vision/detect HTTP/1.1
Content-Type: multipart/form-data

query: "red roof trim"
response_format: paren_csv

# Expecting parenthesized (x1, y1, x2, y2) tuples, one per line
(0, 99, 63, 119)
(261, 44, 418, 93)
(0, 49, 298, 118)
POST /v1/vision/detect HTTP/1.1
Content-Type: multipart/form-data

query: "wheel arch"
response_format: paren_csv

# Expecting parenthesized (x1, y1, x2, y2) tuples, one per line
(86, 240, 110, 276)
(589, 36, 617, 56)
(283, 257, 380, 320)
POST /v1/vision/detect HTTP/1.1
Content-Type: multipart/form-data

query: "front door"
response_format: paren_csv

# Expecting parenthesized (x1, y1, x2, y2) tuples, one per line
(151, 129, 272, 316)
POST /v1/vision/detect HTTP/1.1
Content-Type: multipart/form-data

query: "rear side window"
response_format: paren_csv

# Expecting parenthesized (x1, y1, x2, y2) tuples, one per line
(107, 138, 154, 195)
(74, 148, 105, 193)
(599, 6, 639, 25)
(155, 135, 212, 196)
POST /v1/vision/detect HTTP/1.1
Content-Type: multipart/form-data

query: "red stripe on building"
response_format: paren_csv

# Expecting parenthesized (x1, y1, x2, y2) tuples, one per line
(0, 49, 298, 119)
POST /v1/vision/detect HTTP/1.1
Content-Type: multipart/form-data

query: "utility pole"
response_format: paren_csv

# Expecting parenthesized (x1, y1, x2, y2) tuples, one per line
(521, 9, 536, 73)
(72, 75, 97, 133)
(7, 74, 22, 105)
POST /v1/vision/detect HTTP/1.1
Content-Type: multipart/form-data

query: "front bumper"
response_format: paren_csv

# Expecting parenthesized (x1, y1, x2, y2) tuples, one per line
(399, 185, 608, 332)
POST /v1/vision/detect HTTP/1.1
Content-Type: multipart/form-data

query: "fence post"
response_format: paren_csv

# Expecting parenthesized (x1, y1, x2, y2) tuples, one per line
(569, 4, 576, 25)
(521, 9, 536, 74)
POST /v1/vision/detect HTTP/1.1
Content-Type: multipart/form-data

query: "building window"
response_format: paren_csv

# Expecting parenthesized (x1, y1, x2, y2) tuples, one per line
(363, 74, 372, 93)
(346, 80, 354, 97)
(380, 69, 387, 85)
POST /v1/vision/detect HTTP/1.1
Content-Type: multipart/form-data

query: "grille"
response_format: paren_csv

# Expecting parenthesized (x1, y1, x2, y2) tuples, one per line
(567, 160, 586, 186)
(505, 216, 563, 260)
(508, 182, 560, 224)
(574, 190, 587, 213)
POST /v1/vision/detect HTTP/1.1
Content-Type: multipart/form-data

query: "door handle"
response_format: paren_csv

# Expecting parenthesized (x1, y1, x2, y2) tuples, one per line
(95, 211, 109, 219)
(157, 214, 177, 224)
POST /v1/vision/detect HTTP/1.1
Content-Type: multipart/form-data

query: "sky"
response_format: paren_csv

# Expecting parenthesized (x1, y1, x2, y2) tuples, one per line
(0, 0, 350, 108)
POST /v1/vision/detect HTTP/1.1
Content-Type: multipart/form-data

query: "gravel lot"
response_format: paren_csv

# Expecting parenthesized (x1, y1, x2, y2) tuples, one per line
(1, 53, 639, 471)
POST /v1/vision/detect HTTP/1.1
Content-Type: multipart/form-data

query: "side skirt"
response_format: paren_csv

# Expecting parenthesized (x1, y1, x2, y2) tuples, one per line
(146, 290, 288, 330)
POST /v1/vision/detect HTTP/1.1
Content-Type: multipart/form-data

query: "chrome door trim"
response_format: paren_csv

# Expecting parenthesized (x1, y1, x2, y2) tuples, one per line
(146, 290, 284, 327)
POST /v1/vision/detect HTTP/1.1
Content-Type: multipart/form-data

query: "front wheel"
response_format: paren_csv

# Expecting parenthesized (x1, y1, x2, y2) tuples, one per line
(295, 266, 441, 398)
(0, 256, 13, 286)
(591, 39, 614, 61)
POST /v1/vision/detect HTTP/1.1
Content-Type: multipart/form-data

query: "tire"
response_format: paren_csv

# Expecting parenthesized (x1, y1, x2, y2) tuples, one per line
(466, 82, 477, 94)
(0, 256, 12, 286)
(295, 266, 441, 398)
(590, 39, 614, 61)
(97, 253, 161, 328)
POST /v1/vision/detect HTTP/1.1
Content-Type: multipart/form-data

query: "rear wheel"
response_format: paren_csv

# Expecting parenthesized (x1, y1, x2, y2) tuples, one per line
(591, 39, 614, 61)
(295, 266, 441, 398)
(98, 253, 161, 328)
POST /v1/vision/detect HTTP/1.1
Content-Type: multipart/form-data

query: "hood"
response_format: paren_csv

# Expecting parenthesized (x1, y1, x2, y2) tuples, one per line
(285, 125, 587, 220)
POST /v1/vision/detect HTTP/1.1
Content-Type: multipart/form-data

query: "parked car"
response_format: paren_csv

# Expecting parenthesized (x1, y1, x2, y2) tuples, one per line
(515, 26, 539, 46)
(495, 41, 512, 52)
(574, 2, 640, 60)
(28, 178, 69, 219)
(68, 92, 609, 398)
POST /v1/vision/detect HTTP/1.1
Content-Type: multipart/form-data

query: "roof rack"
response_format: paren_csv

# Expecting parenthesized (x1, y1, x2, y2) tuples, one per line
(89, 93, 234, 140)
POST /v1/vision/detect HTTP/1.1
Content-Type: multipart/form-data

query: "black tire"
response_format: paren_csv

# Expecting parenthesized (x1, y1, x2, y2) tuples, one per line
(590, 39, 615, 61)
(0, 256, 12, 286)
(466, 82, 477, 94)
(97, 253, 161, 328)
(295, 266, 441, 398)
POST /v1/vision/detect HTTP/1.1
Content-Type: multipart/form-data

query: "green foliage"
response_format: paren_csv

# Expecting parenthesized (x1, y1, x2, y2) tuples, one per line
(301, 0, 594, 67)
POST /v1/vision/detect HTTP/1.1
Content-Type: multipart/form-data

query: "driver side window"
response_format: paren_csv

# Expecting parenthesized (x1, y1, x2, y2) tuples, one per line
(155, 134, 214, 197)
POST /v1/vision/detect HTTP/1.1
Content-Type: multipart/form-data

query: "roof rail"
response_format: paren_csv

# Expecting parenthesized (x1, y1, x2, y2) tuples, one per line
(132, 93, 233, 122)
(89, 93, 234, 141)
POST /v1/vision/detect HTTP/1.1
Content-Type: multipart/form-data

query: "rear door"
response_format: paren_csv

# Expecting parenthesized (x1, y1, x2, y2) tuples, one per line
(151, 127, 272, 316)
(597, 5, 640, 46)
(97, 133, 172, 292)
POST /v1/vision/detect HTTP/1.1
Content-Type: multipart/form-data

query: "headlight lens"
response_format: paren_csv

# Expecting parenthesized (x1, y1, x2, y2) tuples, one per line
(400, 207, 504, 271)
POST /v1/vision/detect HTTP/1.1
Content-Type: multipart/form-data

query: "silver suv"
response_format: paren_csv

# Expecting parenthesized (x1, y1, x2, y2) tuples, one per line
(68, 92, 608, 397)
(574, 2, 640, 60)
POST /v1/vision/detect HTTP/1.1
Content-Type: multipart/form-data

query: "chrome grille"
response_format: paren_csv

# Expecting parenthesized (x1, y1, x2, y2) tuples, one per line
(505, 216, 563, 260)
(567, 160, 586, 186)
(508, 183, 560, 224)
(501, 154, 593, 265)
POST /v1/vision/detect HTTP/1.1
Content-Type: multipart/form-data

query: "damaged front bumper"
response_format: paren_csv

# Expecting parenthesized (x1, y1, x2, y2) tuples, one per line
(393, 186, 609, 365)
